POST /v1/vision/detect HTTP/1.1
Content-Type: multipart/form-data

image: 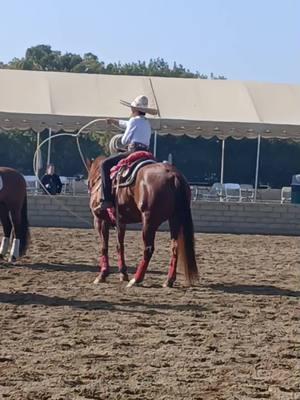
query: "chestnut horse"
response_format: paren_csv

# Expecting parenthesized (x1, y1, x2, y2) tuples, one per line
(87, 156, 198, 288)
(0, 167, 30, 262)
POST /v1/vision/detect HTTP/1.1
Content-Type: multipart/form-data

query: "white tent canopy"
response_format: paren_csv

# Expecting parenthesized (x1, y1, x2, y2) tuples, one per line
(1, 69, 300, 140)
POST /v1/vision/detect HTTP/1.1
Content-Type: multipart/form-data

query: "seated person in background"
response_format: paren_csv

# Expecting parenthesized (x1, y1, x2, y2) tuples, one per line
(41, 164, 62, 195)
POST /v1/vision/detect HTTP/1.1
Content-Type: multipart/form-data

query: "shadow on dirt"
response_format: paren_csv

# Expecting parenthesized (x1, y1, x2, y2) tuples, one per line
(20, 262, 97, 273)
(19, 263, 165, 276)
(208, 283, 300, 298)
(0, 291, 206, 314)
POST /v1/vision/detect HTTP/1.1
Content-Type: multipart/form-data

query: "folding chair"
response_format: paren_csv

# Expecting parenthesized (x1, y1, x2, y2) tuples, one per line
(281, 187, 291, 204)
(224, 183, 241, 202)
(201, 183, 225, 201)
(24, 175, 40, 194)
(240, 184, 255, 202)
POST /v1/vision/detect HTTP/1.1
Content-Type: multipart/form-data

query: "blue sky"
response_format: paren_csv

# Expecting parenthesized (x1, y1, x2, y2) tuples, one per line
(0, 0, 299, 83)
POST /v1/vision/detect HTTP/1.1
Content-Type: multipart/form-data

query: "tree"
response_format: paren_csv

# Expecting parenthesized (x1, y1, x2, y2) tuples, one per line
(1, 44, 219, 79)
(60, 53, 83, 72)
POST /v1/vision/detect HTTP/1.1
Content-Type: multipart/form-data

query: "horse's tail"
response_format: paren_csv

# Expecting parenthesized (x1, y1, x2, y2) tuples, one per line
(19, 194, 30, 256)
(174, 175, 199, 285)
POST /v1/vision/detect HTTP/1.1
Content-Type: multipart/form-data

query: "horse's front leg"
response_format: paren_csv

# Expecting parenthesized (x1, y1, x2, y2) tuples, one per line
(0, 205, 12, 261)
(94, 218, 110, 284)
(117, 223, 129, 282)
(127, 214, 156, 288)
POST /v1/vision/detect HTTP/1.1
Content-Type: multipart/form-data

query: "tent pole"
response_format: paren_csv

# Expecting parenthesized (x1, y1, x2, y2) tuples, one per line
(154, 131, 158, 157)
(35, 131, 40, 193)
(47, 128, 52, 166)
(254, 134, 261, 202)
(220, 139, 225, 184)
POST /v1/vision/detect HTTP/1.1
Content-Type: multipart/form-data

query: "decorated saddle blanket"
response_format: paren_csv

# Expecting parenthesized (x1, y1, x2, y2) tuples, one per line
(110, 151, 156, 187)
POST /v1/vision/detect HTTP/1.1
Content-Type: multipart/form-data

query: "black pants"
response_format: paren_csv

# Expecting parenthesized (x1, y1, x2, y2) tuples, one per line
(101, 151, 131, 202)
(101, 144, 149, 202)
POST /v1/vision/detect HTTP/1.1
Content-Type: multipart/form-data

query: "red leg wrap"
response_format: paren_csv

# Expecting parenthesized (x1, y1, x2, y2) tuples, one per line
(168, 255, 177, 283)
(100, 255, 110, 277)
(117, 245, 127, 275)
(134, 259, 149, 283)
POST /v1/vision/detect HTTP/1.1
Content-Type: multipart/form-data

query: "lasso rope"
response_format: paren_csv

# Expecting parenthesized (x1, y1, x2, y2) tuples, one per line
(32, 118, 117, 227)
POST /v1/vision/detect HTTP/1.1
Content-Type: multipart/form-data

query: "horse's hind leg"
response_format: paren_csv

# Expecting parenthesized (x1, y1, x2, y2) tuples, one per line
(127, 214, 156, 288)
(94, 218, 110, 284)
(0, 204, 12, 260)
(163, 217, 180, 288)
(117, 224, 129, 282)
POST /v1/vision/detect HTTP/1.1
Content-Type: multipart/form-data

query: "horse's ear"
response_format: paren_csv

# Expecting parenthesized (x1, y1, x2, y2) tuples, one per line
(86, 158, 92, 170)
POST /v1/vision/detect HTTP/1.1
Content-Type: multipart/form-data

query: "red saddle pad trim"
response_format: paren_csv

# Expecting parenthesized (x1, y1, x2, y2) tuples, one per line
(110, 151, 154, 178)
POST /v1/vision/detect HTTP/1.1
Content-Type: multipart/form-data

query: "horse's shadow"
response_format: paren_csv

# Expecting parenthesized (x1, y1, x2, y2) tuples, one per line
(19, 262, 165, 276)
(0, 291, 113, 310)
(208, 283, 300, 298)
(0, 290, 205, 313)
(20, 262, 97, 273)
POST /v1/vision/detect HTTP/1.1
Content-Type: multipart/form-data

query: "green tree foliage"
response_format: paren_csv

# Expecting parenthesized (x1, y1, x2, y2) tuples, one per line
(4, 44, 227, 78)
(0, 131, 38, 174)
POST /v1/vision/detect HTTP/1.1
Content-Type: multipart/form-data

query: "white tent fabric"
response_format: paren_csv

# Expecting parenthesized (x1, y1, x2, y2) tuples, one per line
(1, 69, 300, 140)
(0, 70, 159, 132)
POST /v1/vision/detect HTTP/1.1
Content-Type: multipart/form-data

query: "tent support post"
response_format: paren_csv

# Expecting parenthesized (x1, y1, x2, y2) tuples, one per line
(254, 134, 261, 202)
(220, 139, 225, 184)
(47, 128, 52, 166)
(35, 131, 40, 193)
(154, 131, 158, 157)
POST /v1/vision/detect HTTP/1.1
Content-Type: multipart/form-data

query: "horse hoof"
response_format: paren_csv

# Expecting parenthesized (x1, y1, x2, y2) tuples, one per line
(163, 280, 174, 288)
(120, 273, 129, 282)
(93, 275, 106, 284)
(8, 256, 17, 264)
(126, 278, 137, 288)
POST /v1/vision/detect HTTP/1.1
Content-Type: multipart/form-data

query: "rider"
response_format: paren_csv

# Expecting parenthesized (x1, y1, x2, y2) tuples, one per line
(98, 95, 158, 211)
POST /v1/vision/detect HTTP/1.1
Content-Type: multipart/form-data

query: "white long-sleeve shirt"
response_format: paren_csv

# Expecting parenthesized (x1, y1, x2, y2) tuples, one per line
(119, 116, 151, 147)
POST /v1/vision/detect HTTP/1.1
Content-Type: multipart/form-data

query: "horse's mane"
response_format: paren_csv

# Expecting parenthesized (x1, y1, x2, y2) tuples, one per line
(88, 155, 106, 186)
(92, 155, 106, 167)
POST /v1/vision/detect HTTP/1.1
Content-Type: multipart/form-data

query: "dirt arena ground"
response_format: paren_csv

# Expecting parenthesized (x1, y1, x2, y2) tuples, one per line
(0, 228, 299, 400)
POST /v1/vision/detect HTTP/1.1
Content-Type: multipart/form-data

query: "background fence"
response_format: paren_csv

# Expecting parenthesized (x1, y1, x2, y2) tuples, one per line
(27, 195, 300, 235)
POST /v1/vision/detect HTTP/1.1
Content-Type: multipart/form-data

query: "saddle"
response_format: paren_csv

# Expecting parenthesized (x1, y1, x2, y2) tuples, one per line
(92, 151, 156, 223)
(110, 151, 156, 188)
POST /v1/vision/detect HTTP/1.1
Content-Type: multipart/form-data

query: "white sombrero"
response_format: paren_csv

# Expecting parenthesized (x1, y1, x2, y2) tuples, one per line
(120, 95, 158, 115)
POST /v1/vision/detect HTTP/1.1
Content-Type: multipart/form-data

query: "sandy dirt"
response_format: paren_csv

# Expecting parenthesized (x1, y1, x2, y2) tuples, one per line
(0, 227, 299, 400)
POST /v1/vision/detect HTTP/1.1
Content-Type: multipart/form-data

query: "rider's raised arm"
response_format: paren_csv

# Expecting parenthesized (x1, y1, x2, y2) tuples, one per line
(121, 118, 135, 145)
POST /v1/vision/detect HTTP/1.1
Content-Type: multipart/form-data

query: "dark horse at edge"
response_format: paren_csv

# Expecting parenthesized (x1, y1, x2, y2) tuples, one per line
(87, 156, 198, 288)
(0, 167, 30, 262)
